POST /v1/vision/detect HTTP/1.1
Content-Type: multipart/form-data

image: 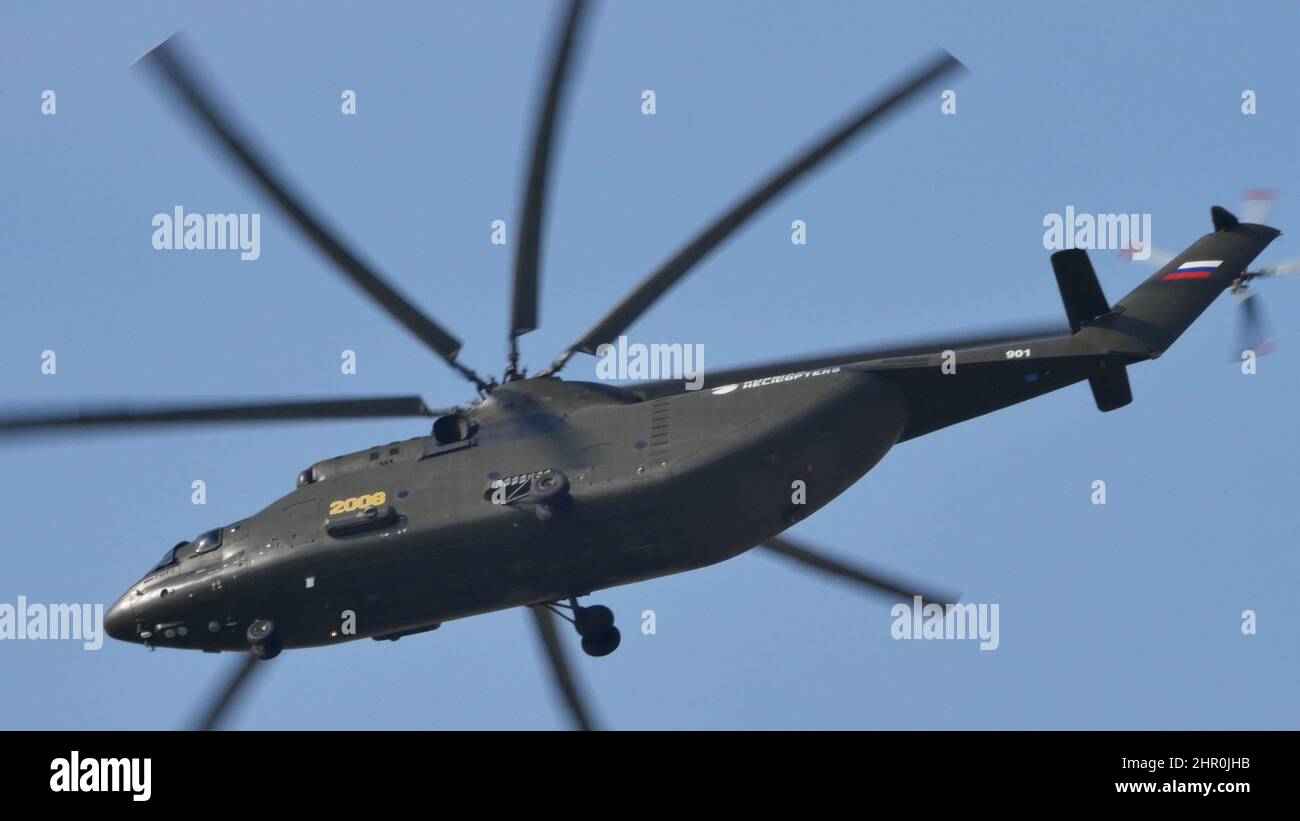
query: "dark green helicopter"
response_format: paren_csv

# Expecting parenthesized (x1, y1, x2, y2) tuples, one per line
(2, 1, 1286, 730)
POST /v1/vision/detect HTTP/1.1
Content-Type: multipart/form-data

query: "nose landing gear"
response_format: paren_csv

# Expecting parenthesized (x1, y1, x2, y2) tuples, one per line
(545, 598, 621, 657)
(246, 618, 282, 660)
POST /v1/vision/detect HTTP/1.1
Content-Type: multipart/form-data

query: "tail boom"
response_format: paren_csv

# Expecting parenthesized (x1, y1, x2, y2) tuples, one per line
(866, 207, 1280, 439)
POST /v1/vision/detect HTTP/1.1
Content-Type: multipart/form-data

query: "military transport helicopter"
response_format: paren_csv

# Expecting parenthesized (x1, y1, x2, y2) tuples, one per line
(1, 0, 1288, 731)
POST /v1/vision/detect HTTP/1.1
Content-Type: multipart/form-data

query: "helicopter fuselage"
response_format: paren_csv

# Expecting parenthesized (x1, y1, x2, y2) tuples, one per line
(107, 370, 908, 651)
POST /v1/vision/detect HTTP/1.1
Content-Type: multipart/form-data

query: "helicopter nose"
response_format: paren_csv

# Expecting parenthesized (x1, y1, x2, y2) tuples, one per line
(104, 593, 137, 643)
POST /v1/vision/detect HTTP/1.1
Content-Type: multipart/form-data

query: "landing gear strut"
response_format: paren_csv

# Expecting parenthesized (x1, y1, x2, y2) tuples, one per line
(546, 598, 621, 657)
(246, 618, 282, 660)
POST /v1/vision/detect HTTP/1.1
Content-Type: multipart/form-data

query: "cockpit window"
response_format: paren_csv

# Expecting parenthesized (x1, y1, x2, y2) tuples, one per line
(149, 541, 187, 574)
(147, 527, 222, 576)
(193, 528, 223, 555)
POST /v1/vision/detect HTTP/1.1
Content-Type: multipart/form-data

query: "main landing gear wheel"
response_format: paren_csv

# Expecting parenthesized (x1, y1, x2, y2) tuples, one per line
(246, 618, 282, 661)
(580, 627, 621, 657)
(545, 597, 620, 657)
(532, 470, 573, 522)
(574, 604, 614, 636)
(573, 602, 619, 657)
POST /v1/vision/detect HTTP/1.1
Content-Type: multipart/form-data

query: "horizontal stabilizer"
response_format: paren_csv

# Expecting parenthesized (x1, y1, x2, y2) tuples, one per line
(1088, 366, 1132, 412)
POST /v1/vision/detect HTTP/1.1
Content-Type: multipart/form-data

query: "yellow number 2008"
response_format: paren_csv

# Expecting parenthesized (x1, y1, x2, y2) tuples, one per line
(328, 491, 387, 516)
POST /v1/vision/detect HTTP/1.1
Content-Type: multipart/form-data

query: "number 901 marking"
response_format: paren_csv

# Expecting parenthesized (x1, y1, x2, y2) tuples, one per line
(1005, 348, 1032, 359)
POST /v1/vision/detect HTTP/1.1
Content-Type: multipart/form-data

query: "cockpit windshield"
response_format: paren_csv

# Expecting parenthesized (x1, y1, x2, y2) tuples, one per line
(146, 528, 223, 576)
(149, 542, 187, 575)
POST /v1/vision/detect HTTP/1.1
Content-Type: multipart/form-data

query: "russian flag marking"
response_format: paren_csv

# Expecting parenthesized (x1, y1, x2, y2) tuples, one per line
(1163, 259, 1222, 281)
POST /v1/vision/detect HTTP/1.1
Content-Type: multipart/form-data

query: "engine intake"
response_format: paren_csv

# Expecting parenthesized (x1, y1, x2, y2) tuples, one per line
(432, 413, 476, 444)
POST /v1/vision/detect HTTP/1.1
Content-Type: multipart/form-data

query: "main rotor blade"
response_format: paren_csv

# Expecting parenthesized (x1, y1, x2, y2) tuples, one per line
(0, 396, 443, 438)
(759, 535, 956, 607)
(527, 605, 596, 731)
(509, 0, 591, 374)
(137, 36, 489, 391)
(193, 654, 263, 731)
(546, 50, 966, 374)
(625, 320, 1065, 400)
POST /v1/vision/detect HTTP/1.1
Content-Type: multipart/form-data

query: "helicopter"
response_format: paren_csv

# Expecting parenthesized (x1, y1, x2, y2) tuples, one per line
(1, 0, 1287, 732)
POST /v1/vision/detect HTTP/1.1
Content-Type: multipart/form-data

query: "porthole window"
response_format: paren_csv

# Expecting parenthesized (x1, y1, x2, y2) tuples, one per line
(193, 528, 223, 555)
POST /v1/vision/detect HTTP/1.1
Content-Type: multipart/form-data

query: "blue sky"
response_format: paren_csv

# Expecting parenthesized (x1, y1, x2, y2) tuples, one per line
(2, 0, 1297, 729)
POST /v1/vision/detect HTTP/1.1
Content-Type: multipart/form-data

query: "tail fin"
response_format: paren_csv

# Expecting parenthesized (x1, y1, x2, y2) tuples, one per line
(1080, 206, 1280, 358)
